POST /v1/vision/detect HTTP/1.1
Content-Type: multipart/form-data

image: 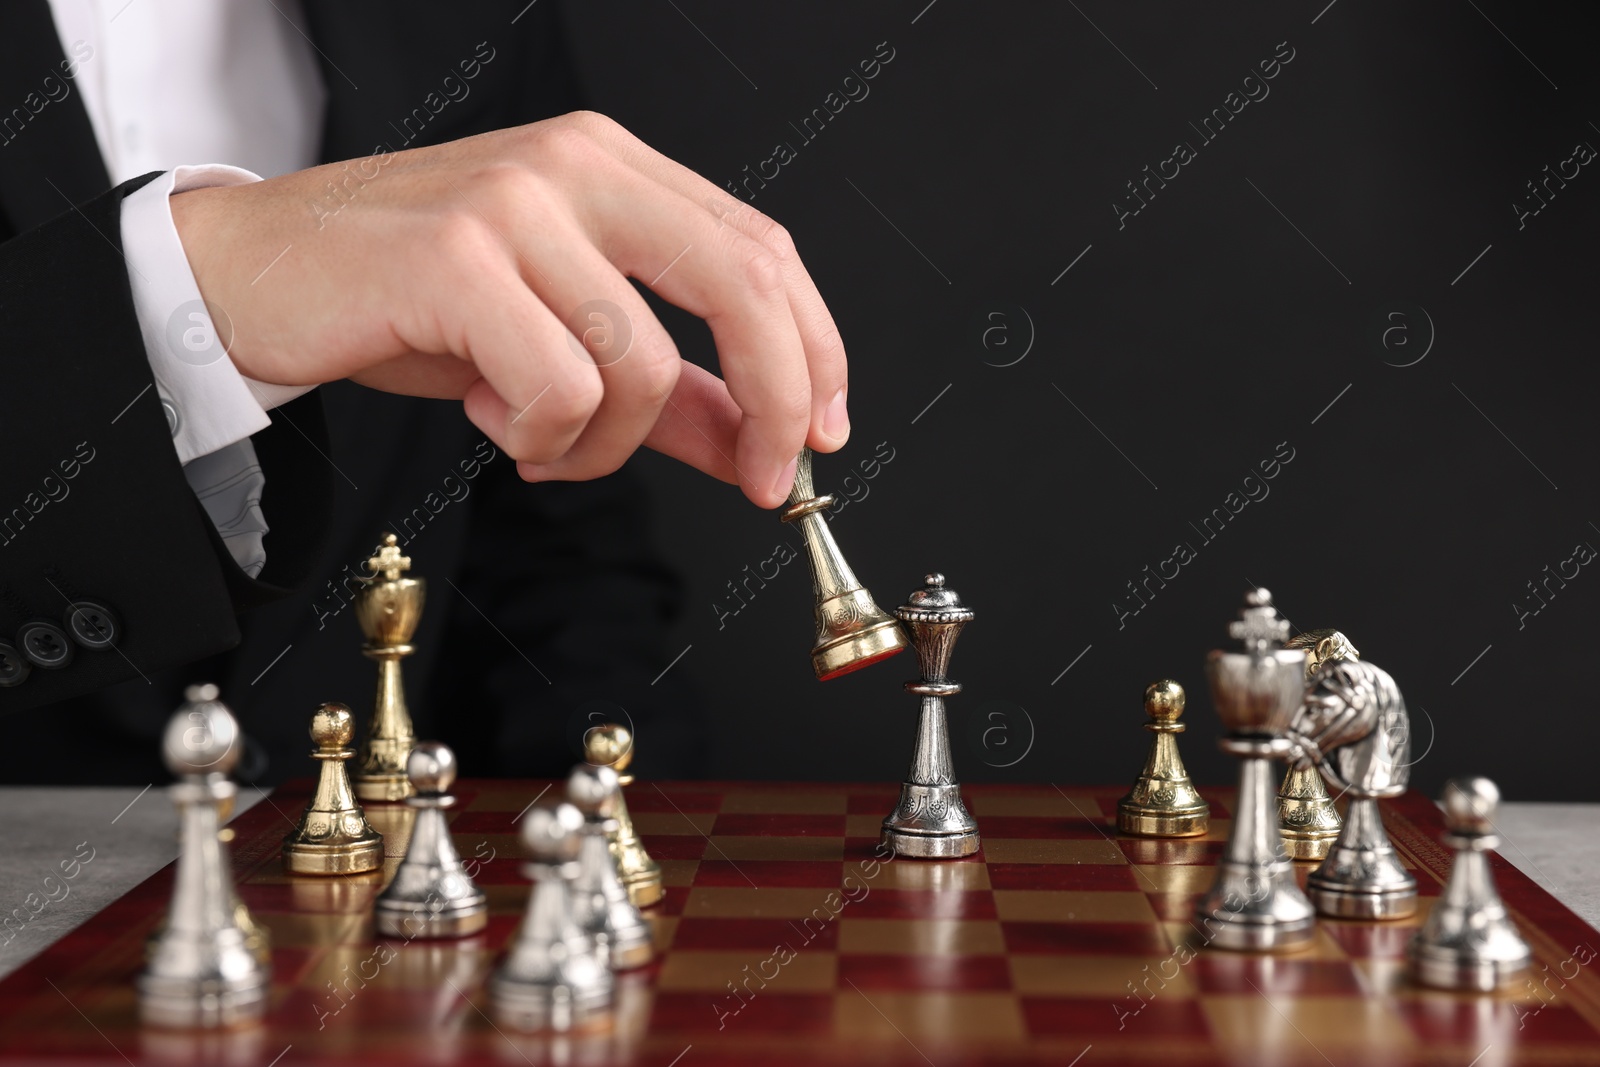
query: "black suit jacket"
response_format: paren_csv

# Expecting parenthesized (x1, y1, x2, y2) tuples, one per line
(0, 1, 704, 782)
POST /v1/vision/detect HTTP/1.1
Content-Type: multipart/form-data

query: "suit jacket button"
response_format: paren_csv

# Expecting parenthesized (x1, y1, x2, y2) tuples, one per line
(18, 620, 74, 669)
(65, 600, 122, 650)
(0, 641, 29, 687)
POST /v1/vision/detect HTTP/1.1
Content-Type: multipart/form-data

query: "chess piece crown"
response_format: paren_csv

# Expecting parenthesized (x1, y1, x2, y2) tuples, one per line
(780, 447, 908, 680)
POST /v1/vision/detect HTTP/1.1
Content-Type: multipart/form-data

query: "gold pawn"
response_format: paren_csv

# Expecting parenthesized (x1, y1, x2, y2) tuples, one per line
(1278, 630, 1352, 860)
(584, 724, 663, 908)
(353, 534, 423, 802)
(283, 703, 385, 874)
(1117, 680, 1210, 837)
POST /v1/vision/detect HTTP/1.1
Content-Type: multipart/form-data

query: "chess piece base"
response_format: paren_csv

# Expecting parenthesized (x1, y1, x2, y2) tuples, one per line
(490, 977, 613, 1034)
(1306, 881, 1417, 919)
(813, 614, 907, 681)
(281, 836, 384, 875)
(1409, 941, 1531, 992)
(354, 773, 413, 803)
(138, 928, 269, 1030)
(137, 976, 269, 1030)
(1305, 798, 1417, 919)
(622, 872, 663, 909)
(601, 927, 656, 971)
(1198, 859, 1317, 953)
(881, 782, 980, 859)
(374, 899, 489, 939)
(1117, 803, 1208, 838)
(879, 826, 980, 858)
(1281, 827, 1340, 861)
(1278, 764, 1342, 861)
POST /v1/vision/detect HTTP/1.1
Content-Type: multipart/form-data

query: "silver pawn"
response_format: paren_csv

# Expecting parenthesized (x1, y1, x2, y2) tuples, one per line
(374, 742, 488, 938)
(568, 764, 654, 969)
(1288, 656, 1418, 919)
(138, 685, 270, 1028)
(491, 803, 614, 1032)
(1409, 778, 1532, 991)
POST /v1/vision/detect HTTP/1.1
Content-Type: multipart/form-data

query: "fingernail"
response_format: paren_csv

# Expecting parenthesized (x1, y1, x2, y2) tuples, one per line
(823, 387, 850, 441)
(769, 454, 799, 502)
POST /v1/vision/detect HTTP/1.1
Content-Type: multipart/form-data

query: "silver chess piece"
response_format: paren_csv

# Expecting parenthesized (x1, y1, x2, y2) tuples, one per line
(881, 574, 980, 859)
(1196, 590, 1317, 952)
(1409, 778, 1531, 990)
(374, 742, 488, 938)
(1286, 655, 1418, 919)
(568, 765, 654, 969)
(491, 803, 614, 1032)
(139, 685, 270, 1028)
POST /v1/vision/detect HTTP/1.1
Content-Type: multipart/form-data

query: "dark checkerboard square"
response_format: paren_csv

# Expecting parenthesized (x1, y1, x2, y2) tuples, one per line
(974, 816, 1111, 840)
(652, 991, 835, 1035)
(672, 917, 840, 952)
(838, 953, 1012, 992)
(640, 835, 710, 860)
(624, 789, 723, 813)
(693, 860, 846, 887)
(1003, 920, 1171, 956)
(988, 863, 1145, 892)
(713, 814, 847, 837)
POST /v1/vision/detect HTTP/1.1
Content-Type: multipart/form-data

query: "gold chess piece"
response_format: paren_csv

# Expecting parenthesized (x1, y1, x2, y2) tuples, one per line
(354, 533, 423, 802)
(1277, 629, 1353, 860)
(779, 447, 908, 680)
(584, 724, 663, 909)
(1117, 679, 1210, 837)
(283, 703, 385, 874)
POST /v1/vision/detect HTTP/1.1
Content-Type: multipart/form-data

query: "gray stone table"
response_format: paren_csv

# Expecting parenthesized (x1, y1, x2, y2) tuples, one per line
(0, 787, 1593, 981)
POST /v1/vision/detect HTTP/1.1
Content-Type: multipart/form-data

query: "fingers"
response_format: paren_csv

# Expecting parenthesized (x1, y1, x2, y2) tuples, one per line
(576, 161, 813, 506)
(518, 360, 744, 486)
(506, 235, 683, 483)
(560, 114, 851, 454)
(444, 262, 604, 465)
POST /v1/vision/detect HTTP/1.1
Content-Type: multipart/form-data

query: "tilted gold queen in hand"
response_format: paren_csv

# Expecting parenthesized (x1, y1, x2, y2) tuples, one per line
(780, 447, 908, 680)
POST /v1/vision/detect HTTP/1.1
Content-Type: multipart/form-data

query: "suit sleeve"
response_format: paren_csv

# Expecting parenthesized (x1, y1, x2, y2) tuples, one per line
(0, 175, 332, 711)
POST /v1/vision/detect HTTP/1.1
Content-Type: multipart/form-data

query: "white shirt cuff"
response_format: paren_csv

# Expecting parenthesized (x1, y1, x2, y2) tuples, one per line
(120, 164, 316, 465)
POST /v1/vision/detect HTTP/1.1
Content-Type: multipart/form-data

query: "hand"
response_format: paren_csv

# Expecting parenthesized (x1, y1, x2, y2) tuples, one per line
(169, 112, 850, 507)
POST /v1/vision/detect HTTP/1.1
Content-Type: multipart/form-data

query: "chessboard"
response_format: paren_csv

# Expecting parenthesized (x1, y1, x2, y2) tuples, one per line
(3, 781, 1597, 1066)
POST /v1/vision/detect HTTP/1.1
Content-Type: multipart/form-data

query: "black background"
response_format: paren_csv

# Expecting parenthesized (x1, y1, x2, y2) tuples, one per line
(557, 1, 1599, 801)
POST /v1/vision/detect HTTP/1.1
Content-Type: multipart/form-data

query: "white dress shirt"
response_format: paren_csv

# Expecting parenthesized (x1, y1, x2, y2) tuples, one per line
(45, 0, 326, 575)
